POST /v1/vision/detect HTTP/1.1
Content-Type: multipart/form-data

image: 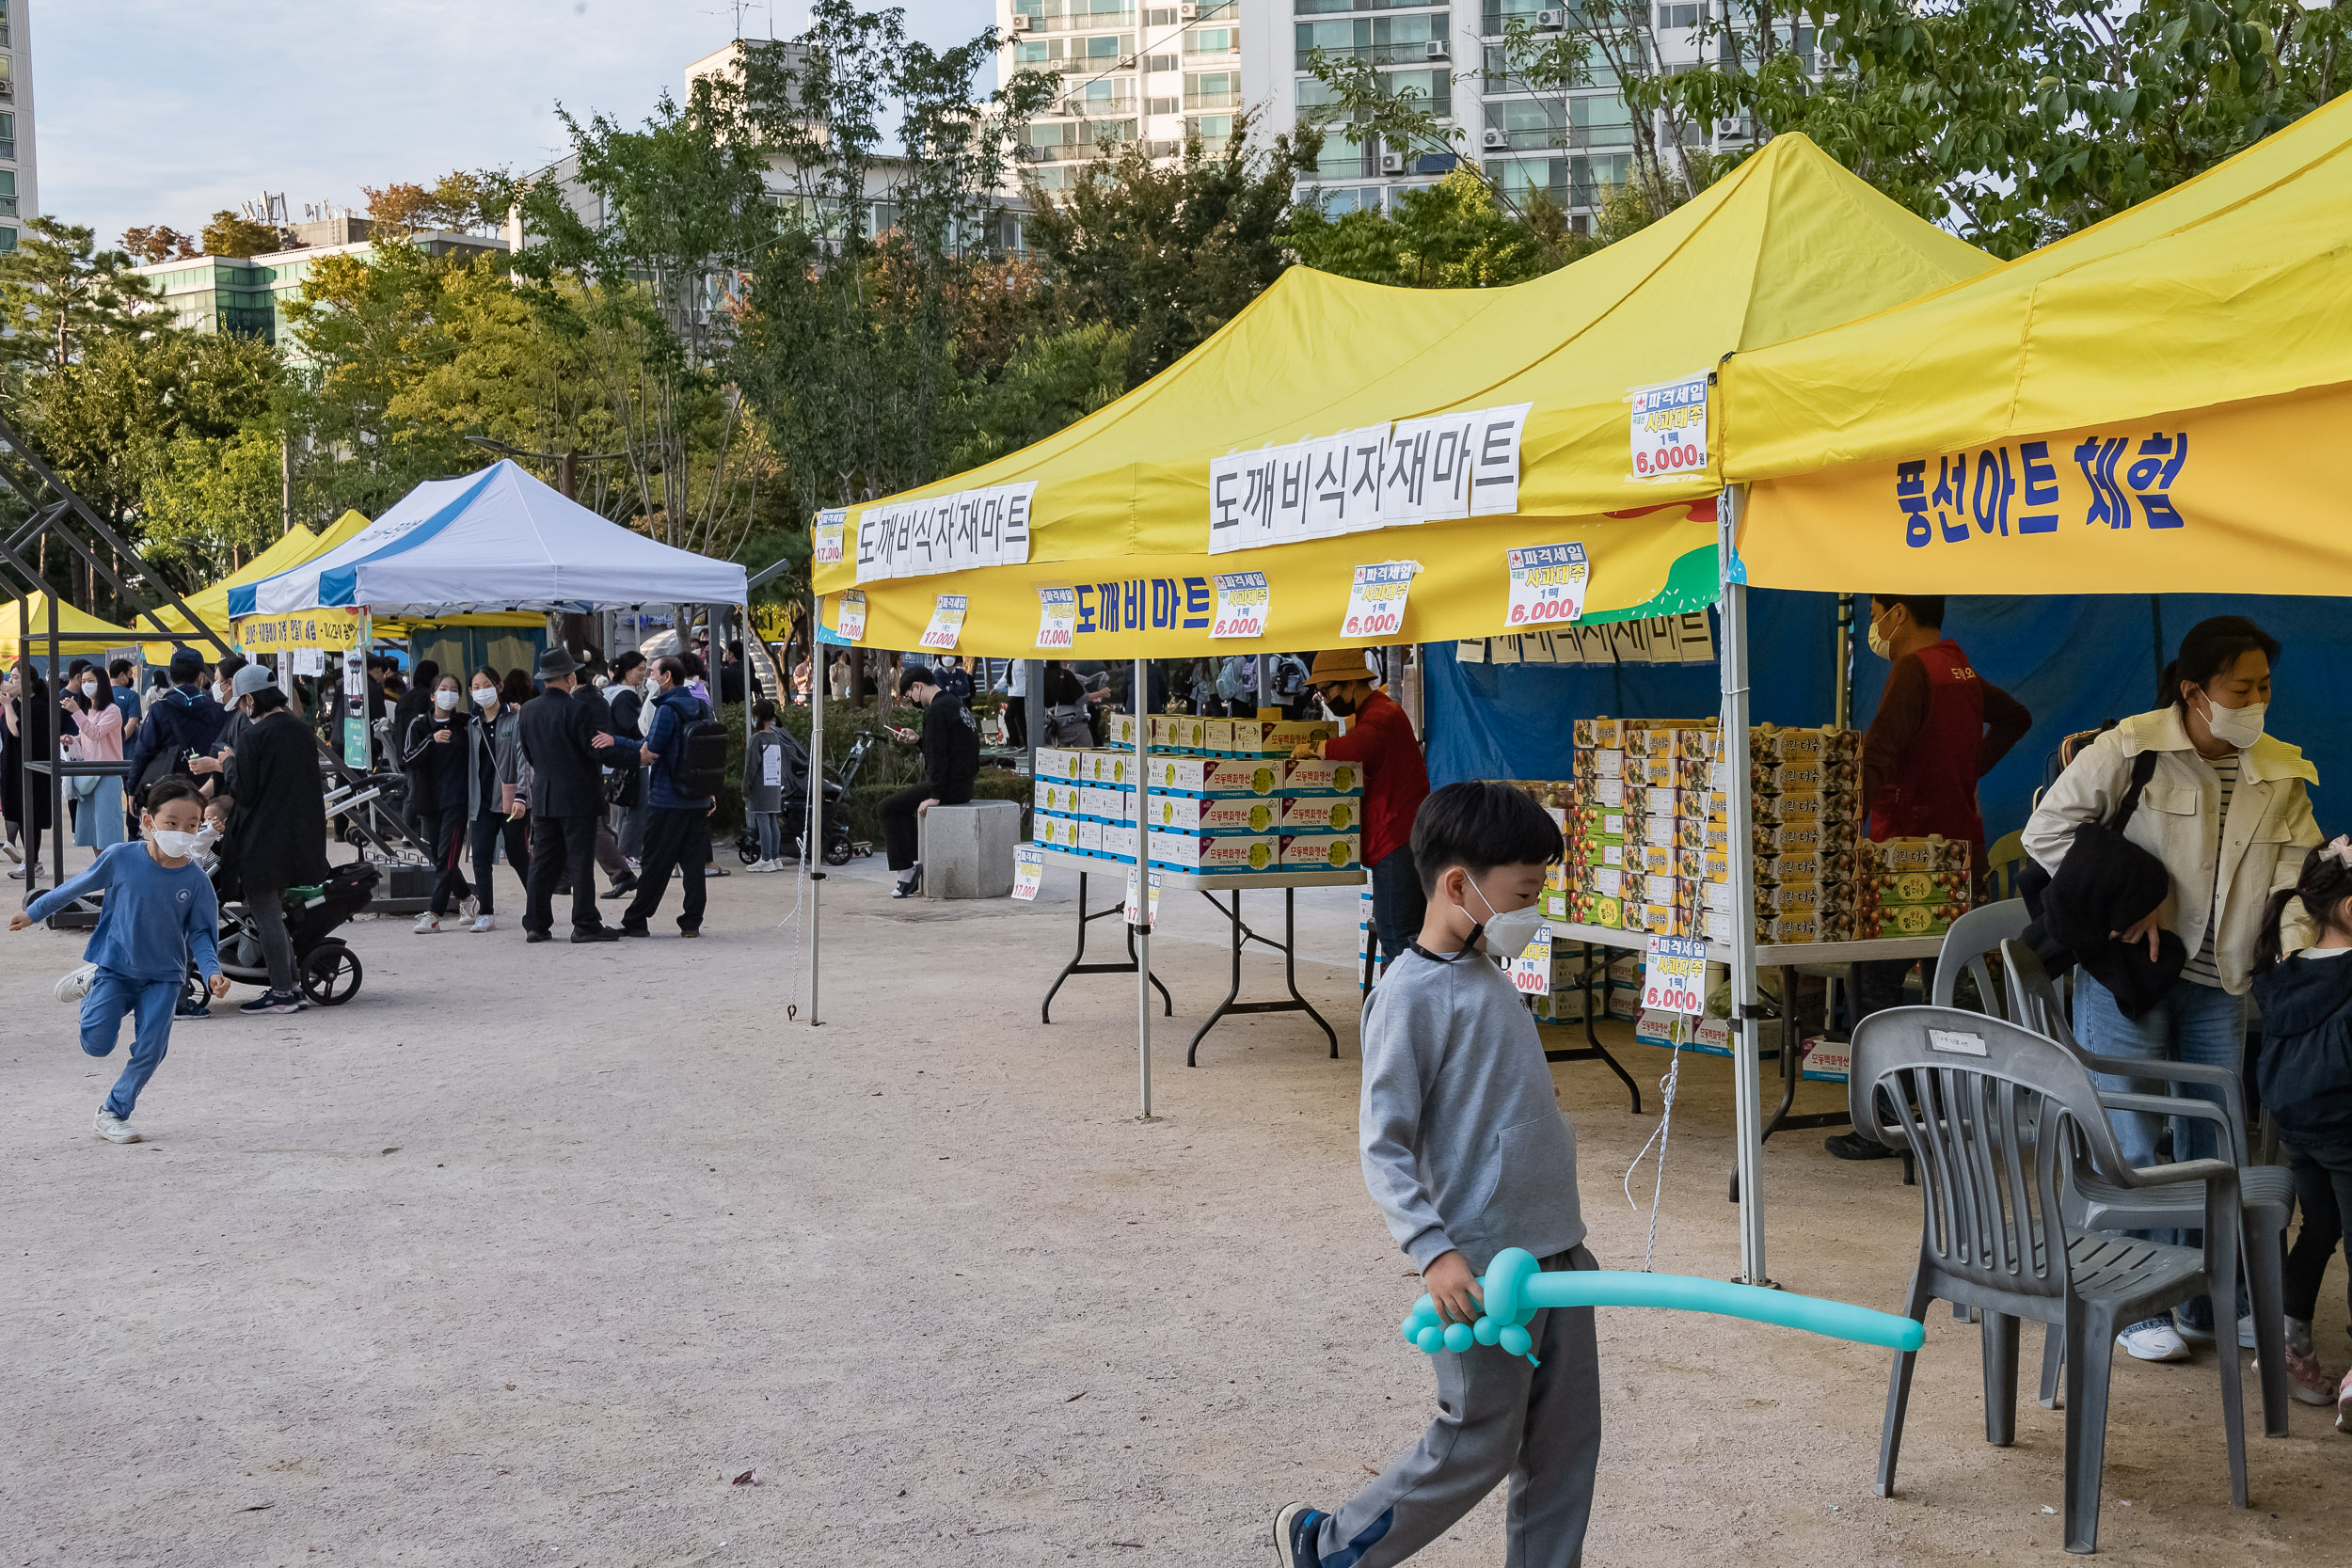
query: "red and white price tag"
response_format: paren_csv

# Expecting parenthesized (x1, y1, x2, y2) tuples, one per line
(1642, 934, 1708, 1016)
(835, 589, 867, 643)
(1012, 844, 1043, 902)
(1508, 923, 1554, 996)
(1124, 866, 1162, 928)
(1628, 372, 1710, 482)
(812, 508, 847, 565)
(1505, 542, 1590, 627)
(917, 593, 968, 652)
(1341, 561, 1418, 641)
(1211, 570, 1269, 639)
(1036, 586, 1076, 649)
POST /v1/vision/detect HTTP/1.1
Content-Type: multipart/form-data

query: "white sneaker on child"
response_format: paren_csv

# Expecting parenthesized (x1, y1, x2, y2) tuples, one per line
(2116, 1318, 2191, 1362)
(92, 1109, 140, 1144)
(413, 912, 442, 934)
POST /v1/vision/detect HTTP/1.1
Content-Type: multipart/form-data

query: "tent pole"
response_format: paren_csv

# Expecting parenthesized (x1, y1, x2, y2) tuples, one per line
(1255, 654, 1271, 716)
(46, 585, 64, 890)
(1719, 484, 1769, 1286)
(806, 593, 823, 1028)
(1134, 653, 1153, 1121)
(1834, 594, 1852, 730)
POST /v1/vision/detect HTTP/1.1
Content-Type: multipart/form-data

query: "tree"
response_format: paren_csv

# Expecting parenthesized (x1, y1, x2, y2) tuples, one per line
(0, 217, 162, 372)
(200, 210, 290, 258)
(1285, 167, 1581, 288)
(951, 323, 1134, 471)
(1020, 112, 1321, 384)
(136, 424, 291, 577)
(1654, 0, 2352, 257)
(362, 170, 505, 235)
(120, 225, 198, 263)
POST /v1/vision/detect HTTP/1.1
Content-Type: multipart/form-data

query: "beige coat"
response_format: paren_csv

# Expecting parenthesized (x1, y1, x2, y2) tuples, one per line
(2023, 706, 2320, 995)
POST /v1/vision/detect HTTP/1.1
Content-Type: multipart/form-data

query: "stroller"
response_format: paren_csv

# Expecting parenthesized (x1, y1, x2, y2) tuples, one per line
(736, 731, 874, 866)
(190, 860, 380, 1008)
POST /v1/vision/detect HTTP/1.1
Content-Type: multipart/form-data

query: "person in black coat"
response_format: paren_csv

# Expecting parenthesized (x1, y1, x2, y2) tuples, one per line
(571, 670, 637, 898)
(881, 665, 978, 898)
(228, 680, 331, 1012)
(5, 662, 56, 890)
(514, 647, 620, 943)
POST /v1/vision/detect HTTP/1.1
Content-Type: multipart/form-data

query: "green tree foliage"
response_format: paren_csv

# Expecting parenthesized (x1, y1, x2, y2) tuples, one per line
(1284, 167, 1581, 288)
(0, 217, 160, 372)
(199, 209, 289, 258)
(361, 171, 506, 235)
(119, 225, 198, 263)
(951, 323, 1135, 471)
(136, 424, 290, 577)
(1654, 0, 2352, 257)
(1020, 113, 1320, 383)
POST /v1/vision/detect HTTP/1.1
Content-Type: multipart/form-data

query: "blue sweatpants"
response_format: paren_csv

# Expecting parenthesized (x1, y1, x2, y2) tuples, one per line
(82, 968, 181, 1120)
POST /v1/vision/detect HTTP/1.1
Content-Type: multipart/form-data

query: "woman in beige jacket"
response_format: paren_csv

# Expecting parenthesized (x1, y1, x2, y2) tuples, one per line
(2024, 615, 2320, 1362)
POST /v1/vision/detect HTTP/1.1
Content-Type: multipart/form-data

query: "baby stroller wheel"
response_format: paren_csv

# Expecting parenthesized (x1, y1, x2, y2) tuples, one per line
(824, 839, 852, 866)
(301, 943, 364, 1006)
(182, 969, 211, 1012)
(736, 831, 760, 865)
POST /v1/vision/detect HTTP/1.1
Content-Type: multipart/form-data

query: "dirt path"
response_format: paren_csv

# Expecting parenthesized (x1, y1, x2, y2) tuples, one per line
(4, 848, 2346, 1565)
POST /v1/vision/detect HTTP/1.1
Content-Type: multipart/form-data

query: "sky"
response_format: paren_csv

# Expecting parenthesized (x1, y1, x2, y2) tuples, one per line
(37, 0, 998, 249)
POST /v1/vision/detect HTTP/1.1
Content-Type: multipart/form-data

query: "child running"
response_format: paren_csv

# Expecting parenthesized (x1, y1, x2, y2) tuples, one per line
(1277, 781, 1597, 1568)
(2250, 834, 2352, 1431)
(10, 778, 228, 1143)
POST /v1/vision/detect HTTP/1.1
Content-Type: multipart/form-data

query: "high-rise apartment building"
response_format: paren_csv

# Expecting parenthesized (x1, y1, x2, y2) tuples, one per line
(1002, 2, 1803, 228)
(0, 0, 38, 250)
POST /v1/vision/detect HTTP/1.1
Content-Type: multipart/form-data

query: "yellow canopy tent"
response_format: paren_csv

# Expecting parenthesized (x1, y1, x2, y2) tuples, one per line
(815, 133, 1995, 657)
(138, 511, 378, 661)
(3, 595, 151, 662)
(1723, 93, 2352, 593)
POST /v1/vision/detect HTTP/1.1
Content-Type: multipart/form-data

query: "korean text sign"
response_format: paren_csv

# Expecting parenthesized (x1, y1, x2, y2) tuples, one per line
(1208, 403, 1533, 554)
(855, 482, 1035, 584)
(1628, 372, 1710, 482)
(1504, 542, 1590, 627)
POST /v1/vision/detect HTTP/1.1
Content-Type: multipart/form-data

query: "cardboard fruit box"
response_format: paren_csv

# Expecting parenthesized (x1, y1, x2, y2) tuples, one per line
(1280, 832, 1363, 872)
(1151, 754, 1285, 798)
(1282, 756, 1363, 796)
(1150, 793, 1279, 835)
(1148, 831, 1278, 874)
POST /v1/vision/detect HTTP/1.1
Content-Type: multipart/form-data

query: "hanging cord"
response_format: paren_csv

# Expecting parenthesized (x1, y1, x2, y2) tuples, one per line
(1621, 1015, 1687, 1274)
(776, 819, 812, 1022)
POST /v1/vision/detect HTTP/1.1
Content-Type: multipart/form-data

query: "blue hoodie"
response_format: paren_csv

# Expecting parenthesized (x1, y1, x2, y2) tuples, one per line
(640, 685, 714, 811)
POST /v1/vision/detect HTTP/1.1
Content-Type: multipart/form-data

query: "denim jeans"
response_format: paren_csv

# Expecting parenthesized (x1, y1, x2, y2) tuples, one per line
(1369, 846, 1426, 973)
(754, 810, 783, 863)
(2073, 971, 2247, 1248)
(83, 968, 180, 1120)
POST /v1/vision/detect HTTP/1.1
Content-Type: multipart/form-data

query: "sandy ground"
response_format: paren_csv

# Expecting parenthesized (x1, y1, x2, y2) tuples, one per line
(5, 841, 2349, 1568)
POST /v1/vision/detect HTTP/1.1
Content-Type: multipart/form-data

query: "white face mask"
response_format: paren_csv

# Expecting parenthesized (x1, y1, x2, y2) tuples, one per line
(80, 680, 98, 697)
(1866, 610, 1895, 660)
(2198, 690, 2266, 750)
(1468, 875, 1546, 959)
(151, 828, 204, 860)
(435, 689, 460, 710)
(471, 687, 496, 706)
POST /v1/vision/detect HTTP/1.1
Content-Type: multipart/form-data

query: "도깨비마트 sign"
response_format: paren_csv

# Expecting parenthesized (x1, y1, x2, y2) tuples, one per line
(835, 590, 868, 643)
(1628, 372, 1710, 483)
(1642, 934, 1708, 1016)
(918, 593, 968, 652)
(1211, 570, 1270, 640)
(1508, 923, 1555, 996)
(1012, 844, 1044, 902)
(1036, 586, 1077, 650)
(1341, 561, 1419, 641)
(812, 508, 847, 566)
(1505, 542, 1590, 627)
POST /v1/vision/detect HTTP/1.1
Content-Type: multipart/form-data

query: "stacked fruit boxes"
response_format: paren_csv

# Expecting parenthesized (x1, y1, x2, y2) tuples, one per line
(1856, 834, 1974, 940)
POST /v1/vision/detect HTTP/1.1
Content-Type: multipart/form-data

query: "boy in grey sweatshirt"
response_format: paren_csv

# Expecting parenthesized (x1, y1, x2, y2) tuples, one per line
(1277, 782, 1598, 1568)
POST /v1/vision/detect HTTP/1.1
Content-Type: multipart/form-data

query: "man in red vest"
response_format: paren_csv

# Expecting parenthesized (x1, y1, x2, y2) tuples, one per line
(1827, 594, 2032, 1161)
(1293, 650, 1432, 973)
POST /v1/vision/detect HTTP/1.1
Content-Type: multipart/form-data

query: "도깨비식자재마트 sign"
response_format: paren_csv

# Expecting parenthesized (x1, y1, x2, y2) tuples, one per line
(1208, 404, 1533, 554)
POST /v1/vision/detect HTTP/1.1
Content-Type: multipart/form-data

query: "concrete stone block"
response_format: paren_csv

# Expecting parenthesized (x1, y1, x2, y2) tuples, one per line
(921, 799, 1020, 899)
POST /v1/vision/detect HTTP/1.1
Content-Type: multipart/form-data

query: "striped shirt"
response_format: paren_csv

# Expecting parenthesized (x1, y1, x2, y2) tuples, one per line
(2182, 750, 2242, 988)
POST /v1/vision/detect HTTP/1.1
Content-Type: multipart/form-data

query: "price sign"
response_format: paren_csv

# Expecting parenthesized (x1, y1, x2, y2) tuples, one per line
(1505, 542, 1590, 627)
(1210, 570, 1270, 639)
(812, 508, 848, 566)
(1628, 372, 1710, 482)
(1642, 934, 1708, 1016)
(917, 593, 968, 652)
(1341, 561, 1418, 641)
(836, 589, 867, 643)
(1012, 844, 1044, 901)
(1508, 923, 1554, 996)
(1036, 586, 1076, 649)
(1124, 866, 1163, 928)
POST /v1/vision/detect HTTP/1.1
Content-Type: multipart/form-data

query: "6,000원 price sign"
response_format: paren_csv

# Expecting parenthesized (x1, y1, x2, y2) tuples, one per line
(1341, 561, 1418, 641)
(1211, 570, 1269, 639)
(1505, 542, 1590, 627)
(1642, 934, 1708, 1016)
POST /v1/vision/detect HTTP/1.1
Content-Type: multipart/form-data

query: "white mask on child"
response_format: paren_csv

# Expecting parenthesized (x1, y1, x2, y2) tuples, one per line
(81, 680, 99, 697)
(435, 689, 460, 710)
(1469, 877, 1546, 959)
(151, 829, 204, 859)
(471, 687, 496, 706)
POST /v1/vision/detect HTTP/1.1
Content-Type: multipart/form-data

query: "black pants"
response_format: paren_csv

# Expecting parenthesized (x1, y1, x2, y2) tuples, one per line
(881, 781, 972, 872)
(1004, 696, 1027, 748)
(623, 806, 711, 933)
(2283, 1141, 2352, 1323)
(469, 808, 530, 916)
(426, 805, 473, 915)
(525, 813, 603, 936)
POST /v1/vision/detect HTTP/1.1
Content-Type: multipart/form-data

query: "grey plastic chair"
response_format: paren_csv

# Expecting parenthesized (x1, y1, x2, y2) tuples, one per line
(1931, 898, 2032, 1010)
(1998, 940, 2295, 1436)
(1853, 1006, 2247, 1554)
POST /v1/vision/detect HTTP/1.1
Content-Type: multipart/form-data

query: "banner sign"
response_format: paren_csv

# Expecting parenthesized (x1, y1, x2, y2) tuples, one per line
(812, 508, 848, 567)
(1628, 372, 1710, 483)
(233, 609, 367, 651)
(1035, 586, 1077, 649)
(1012, 844, 1043, 901)
(1504, 542, 1590, 627)
(917, 594, 969, 652)
(1340, 561, 1419, 641)
(1208, 403, 1533, 554)
(1508, 923, 1554, 996)
(854, 481, 1035, 584)
(1642, 934, 1708, 1016)
(1210, 571, 1269, 640)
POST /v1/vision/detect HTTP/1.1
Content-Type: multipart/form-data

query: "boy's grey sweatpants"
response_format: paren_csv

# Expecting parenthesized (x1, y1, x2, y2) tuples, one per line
(1315, 1246, 1600, 1568)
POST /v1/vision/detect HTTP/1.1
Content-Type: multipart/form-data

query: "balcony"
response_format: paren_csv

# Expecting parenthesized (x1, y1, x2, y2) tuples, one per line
(1184, 87, 1241, 110)
(1011, 8, 1137, 34)
(1485, 124, 1567, 151)
(1058, 92, 1141, 118)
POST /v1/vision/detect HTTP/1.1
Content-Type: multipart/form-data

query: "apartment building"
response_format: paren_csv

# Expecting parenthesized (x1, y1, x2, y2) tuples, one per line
(130, 228, 507, 351)
(0, 0, 38, 249)
(1003, 1, 1804, 226)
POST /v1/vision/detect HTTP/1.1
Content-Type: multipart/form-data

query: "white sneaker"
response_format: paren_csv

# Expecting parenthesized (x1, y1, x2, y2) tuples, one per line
(469, 913, 495, 933)
(92, 1108, 140, 1144)
(2117, 1318, 2192, 1362)
(55, 961, 99, 1005)
(413, 912, 442, 934)
(460, 894, 480, 920)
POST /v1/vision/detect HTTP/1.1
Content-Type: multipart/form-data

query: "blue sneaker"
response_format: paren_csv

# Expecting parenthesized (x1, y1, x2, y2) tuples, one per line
(237, 988, 305, 1015)
(1272, 1502, 1327, 1567)
(175, 1002, 211, 1021)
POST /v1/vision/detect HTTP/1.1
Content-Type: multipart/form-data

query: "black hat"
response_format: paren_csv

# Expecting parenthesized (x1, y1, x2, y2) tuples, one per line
(535, 646, 579, 679)
(168, 649, 205, 682)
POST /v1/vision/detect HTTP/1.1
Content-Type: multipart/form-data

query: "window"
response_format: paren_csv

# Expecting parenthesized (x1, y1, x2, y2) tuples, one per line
(1148, 95, 1180, 116)
(0, 171, 16, 219)
(1656, 2, 1701, 27)
(1571, 93, 1633, 147)
(1015, 40, 1052, 64)
(0, 226, 15, 254)
(1186, 113, 1235, 150)
(1295, 11, 1450, 66)
(1185, 24, 1240, 57)
(1485, 96, 1565, 150)
(1570, 150, 1630, 208)
(0, 110, 13, 162)
(1146, 53, 1178, 71)
(1186, 70, 1240, 109)
(1486, 155, 1567, 203)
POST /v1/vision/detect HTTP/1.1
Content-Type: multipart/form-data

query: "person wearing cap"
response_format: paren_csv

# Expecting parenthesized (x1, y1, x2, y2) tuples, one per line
(514, 647, 621, 944)
(1293, 650, 1432, 972)
(882, 665, 980, 899)
(225, 668, 331, 1013)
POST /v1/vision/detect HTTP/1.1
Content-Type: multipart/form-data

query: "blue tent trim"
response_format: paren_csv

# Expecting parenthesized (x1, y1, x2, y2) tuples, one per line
(315, 466, 508, 609)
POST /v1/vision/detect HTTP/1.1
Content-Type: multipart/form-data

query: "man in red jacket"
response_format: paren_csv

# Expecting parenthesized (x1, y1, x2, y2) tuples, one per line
(1293, 650, 1432, 974)
(1828, 593, 2032, 1160)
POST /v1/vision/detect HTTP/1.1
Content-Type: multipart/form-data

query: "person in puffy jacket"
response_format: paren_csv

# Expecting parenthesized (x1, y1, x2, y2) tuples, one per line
(2251, 837, 2352, 1424)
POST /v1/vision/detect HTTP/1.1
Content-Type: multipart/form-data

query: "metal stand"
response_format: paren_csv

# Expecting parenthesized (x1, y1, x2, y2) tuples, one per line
(1759, 961, 1850, 1140)
(1543, 940, 1645, 1112)
(1186, 886, 1339, 1065)
(1041, 868, 1173, 1024)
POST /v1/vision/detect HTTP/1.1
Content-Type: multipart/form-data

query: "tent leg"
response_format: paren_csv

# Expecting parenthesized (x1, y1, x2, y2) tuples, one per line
(1720, 485, 1770, 1288)
(806, 594, 823, 1028)
(1135, 655, 1153, 1121)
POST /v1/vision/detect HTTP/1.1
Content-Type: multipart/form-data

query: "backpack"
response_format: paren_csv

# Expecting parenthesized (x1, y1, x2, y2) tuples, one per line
(675, 707, 730, 799)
